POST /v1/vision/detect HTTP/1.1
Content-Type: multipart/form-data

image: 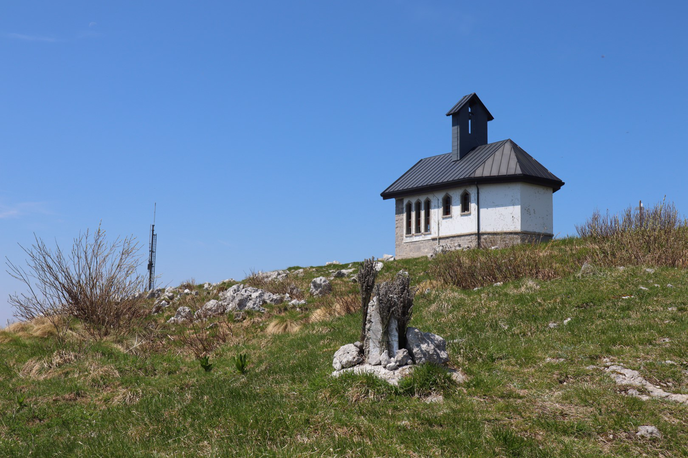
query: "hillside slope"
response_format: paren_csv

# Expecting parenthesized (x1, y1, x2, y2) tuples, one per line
(1, 247, 687, 456)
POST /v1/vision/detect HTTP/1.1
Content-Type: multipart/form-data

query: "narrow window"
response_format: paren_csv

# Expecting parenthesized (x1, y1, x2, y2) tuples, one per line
(424, 199, 431, 232)
(405, 201, 412, 235)
(415, 201, 422, 234)
(461, 191, 471, 214)
(468, 105, 472, 134)
(442, 194, 452, 217)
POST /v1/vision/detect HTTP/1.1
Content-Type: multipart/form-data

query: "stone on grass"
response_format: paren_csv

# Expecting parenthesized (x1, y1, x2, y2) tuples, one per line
(637, 425, 661, 439)
(380, 254, 395, 261)
(406, 327, 448, 365)
(257, 270, 288, 282)
(194, 299, 226, 320)
(332, 343, 364, 371)
(310, 277, 332, 297)
(374, 262, 384, 272)
(219, 284, 282, 313)
(332, 364, 415, 386)
(578, 262, 595, 277)
(167, 306, 193, 324)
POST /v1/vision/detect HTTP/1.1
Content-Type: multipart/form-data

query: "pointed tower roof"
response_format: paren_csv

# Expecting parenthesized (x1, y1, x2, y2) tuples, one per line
(445, 93, 494, 120)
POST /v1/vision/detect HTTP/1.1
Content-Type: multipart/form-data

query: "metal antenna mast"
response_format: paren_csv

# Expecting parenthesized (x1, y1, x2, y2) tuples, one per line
(147, 203, 157, 291)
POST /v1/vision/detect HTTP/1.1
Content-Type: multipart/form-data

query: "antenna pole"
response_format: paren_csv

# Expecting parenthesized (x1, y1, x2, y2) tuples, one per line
(147, 203, 157, 291)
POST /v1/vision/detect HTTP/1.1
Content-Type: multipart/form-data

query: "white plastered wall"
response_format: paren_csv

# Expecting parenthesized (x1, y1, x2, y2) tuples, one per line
(519, 183, 553, 234)
(399, 182, 554, 245)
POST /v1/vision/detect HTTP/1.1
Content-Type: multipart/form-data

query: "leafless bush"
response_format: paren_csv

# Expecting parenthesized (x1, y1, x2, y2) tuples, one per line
(358, 258, 378, 341)
(430, 244, 573, 290)
(6, 225, 147, 340)
(576, 199, 688, 268)
(178, 318, 233, 359)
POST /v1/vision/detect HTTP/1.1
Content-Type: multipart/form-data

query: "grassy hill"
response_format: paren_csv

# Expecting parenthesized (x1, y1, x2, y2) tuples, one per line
(2, 208, 688, 456)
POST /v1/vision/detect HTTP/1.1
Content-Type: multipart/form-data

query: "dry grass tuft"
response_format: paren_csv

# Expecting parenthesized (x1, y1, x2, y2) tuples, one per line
(20, 350, 80, 380)
(308, 307, 334, 323)
(266, 318, 302, 335)
(416, 279, 443, 294)
(309, 294, 359, 323)
(334, 294, 359, 316)
(2, 316, 61, 340)
(111, 388, 142, 406)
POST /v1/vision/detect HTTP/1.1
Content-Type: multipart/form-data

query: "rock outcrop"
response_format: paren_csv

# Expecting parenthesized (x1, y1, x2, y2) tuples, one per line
(406, 327, 449, 365)
(310, 277, 332, 297)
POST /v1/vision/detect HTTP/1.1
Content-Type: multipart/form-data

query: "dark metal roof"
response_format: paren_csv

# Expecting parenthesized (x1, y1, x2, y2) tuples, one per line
(380, 139, 564, 199)
(445, 93, 494, 120)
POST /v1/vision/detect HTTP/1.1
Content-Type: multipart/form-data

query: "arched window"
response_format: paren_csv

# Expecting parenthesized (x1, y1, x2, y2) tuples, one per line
(405, 201, 412, 235)
(424, 199, 431, 232)
(415, 201, 422, 234)
(461, 190, 471, 214)
(442, 194, 452, 217)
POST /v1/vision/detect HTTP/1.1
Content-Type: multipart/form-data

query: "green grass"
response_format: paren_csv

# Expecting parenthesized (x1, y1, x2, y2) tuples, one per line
(1, 248, 688, 456)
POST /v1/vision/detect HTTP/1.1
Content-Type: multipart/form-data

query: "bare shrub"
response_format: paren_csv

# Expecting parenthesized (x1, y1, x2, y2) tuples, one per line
(430, 243, 573, 290)
(6, 225, 147, 340)
(335, 294, 359, 316)
(177, 319, 233, 359)
(576, 199, 688, 268)
(358, 258, 378, 341)
(432, 199, 688, 290)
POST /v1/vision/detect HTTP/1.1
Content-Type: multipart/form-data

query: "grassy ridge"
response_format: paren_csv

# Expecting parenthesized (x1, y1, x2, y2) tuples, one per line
(1, 245, 688, 456)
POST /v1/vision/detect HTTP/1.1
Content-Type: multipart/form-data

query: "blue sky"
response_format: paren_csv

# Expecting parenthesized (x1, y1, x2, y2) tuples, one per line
(2, 1, 687, 325)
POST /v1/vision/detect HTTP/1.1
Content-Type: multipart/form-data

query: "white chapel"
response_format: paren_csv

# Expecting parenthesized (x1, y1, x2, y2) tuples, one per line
(381, 93, 564, 259)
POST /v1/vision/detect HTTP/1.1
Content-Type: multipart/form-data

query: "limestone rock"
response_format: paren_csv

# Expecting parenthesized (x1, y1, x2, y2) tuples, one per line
(194, 299, 226, 320)
(380, 350, 391, 367)
(167, 306, 193, 324)
(332, 364, 415, 386)
(388, 316, 399, 357)
(257, 270, 288, 282)
(637, 425, 661, 439)
(218, 284, 282, 313)
(364, 297, 382, 365)
(332, 343, 364, 371)
(310, 277, 332, 297)
(381, 254, 395, 261)
(578, 262, 595, 277)
(406, 327, 449, 365)
(393, 348, 413, 367)
(374, 262, 384, 272)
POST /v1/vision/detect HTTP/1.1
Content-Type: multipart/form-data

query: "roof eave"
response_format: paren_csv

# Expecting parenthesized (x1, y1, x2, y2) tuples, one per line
(381, 175, 564, 200)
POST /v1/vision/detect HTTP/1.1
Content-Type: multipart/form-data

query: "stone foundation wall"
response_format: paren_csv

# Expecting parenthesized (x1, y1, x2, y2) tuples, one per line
(395, 231, 552, 259)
